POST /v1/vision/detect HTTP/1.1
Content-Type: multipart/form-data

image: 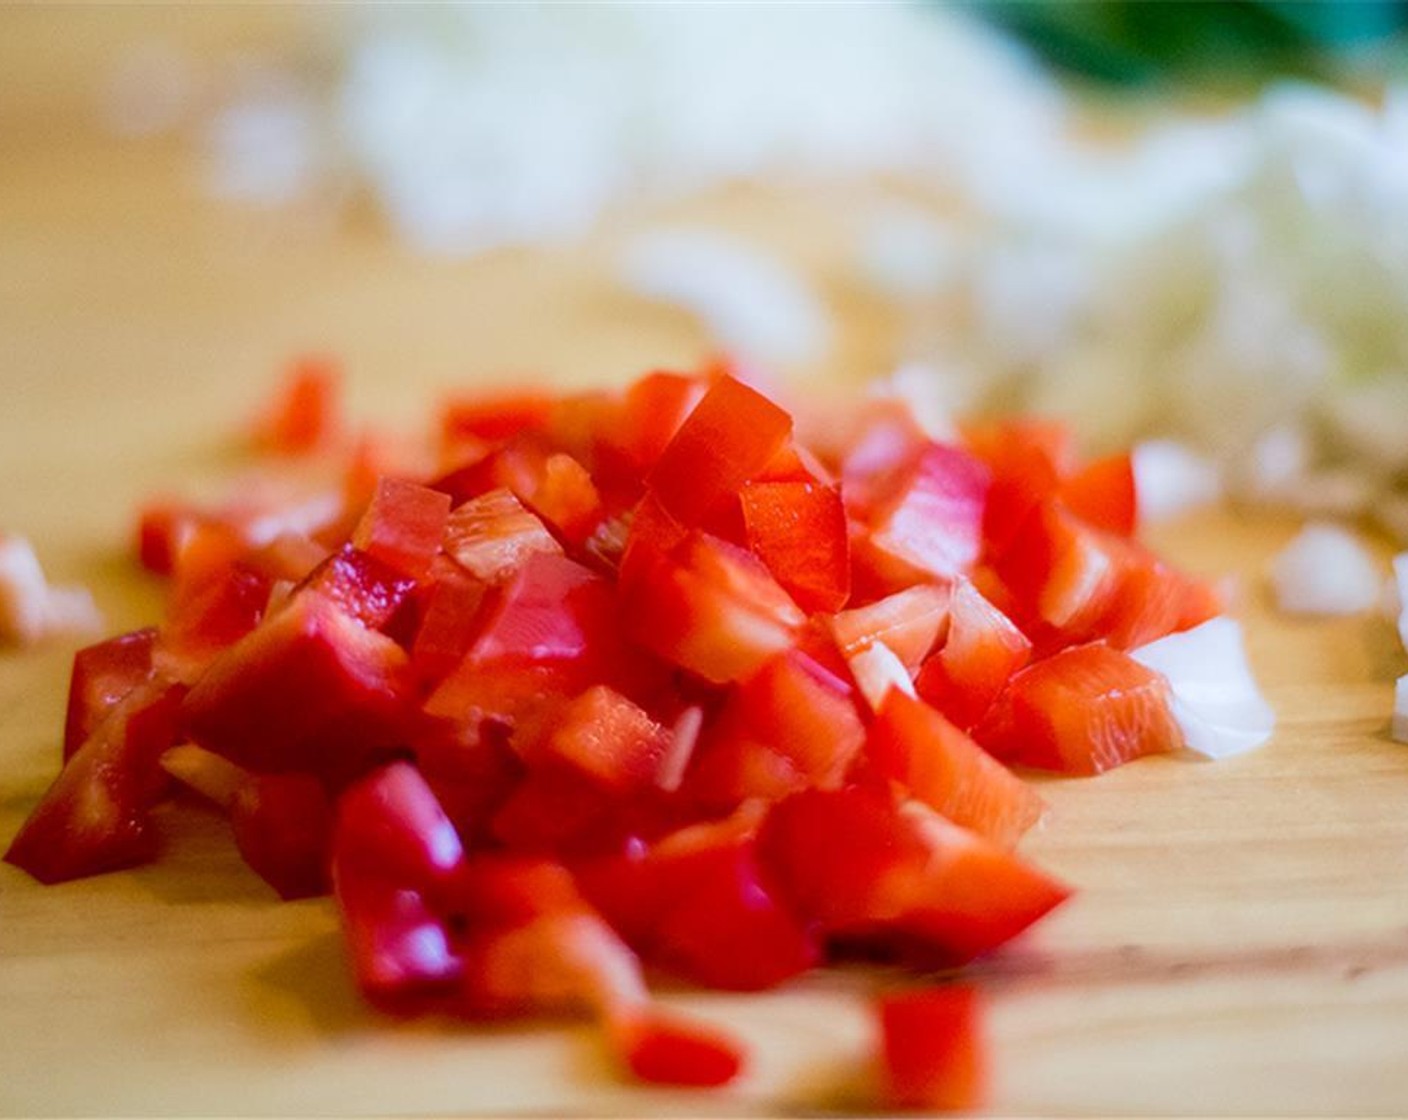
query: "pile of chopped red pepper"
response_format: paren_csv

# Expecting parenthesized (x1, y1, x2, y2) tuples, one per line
(5, 359, 1228, 1106)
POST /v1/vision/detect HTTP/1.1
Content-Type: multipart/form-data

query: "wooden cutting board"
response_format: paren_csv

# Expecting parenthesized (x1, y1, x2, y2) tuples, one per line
(3, 9, 1407, 1115)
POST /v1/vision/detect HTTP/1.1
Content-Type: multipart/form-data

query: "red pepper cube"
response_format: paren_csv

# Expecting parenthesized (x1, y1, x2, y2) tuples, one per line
(621, 531, 804, 685)
(181, 592, 414, 779)
(160, 561, 272, 681)
(537, 686, 669, 793)
(869, 690, 1044, 849)
(1061, 451, 1138, 537)
(609, 1009, 746, 1088)
(6, 678, 185, 884)
(646, 824, 819, 991)
(334, 874, 464, 1015)
(829, 583, 950, 675)
(740, 477, 850, 613)
(136, 501, 200, 576)
(689, 650, 865, 806)
(915, 578, 1031, 730)
(595, 370, 711, 481)
(296, 544, 419, 632)
(409, 562, 489, 685)
(995, 502, 1120, 645)
(353, 477, 452, 581)
(647, 375, 793, 526)
(975, 641, 1181, 775)
(439, 389, 554, 446)
(231, 773, 334, 900)
(877, 987, 986, 1111)
(63, 626, 158, 762)
(253, 356, 342, 455)
(866, 442, 990, 583)
(521, 453, 603, 546)
(757, 788, 1069, 964)
(443, 488, 562, 584)
(963, 417, 1072, 558)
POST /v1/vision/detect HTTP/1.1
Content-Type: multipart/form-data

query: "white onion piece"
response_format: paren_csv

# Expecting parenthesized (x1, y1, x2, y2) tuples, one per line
(866, 363, 959, 443)
(1130, 616, 1275, 760)
(1131, 439, 1222, 524)
(618, 229, 832, 366)
(1393, 676, 1408, 744)
(0, 536, 50, 645)
(1393, 553, 1408, 653)
(1268, 522, 1381, 616)
(0, 536, 101, 645)
(847, 640, 915, 714)
(41, 586, 104, 638)
(656, 705, 703, 793)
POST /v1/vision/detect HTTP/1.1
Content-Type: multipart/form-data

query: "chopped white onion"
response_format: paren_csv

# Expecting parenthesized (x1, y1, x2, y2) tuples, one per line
(1394, 676, 1408, 744)
(1393, 553, 1408, 653)
(618, 229, 832, 367)
(656, 705, 703, 793)
(847, 640, 916, 714)
(41, 586, 104, 638)
(865, 363, 960, 443)
(1130, 617, 1275, 760)
(1268, 521, 1382, 616)
(1131, 439, 1222, 524)
(0, 536, 102, 645)
(0, 537, 50, 645)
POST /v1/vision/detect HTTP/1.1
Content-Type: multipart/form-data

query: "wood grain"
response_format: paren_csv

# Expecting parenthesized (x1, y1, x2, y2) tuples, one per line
(3, 9, 1408, 1116)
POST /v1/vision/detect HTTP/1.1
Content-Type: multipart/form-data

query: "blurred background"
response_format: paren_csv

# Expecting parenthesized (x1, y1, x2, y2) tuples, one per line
(3, 2, 1408, 544)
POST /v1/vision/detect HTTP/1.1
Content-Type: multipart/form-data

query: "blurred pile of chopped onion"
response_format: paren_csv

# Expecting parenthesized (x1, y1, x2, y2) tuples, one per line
(107, 2, 1408, 539)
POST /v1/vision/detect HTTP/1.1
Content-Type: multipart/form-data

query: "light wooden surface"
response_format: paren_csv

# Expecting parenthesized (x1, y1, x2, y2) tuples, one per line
(4, 9, 1408, 1117)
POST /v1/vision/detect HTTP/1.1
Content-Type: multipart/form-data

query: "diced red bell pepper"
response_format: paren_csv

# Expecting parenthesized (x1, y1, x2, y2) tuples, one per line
(335, 875, 464, 1015)
(333, 762, 466, 901)
(1061, 452, 1137, 537)
(975, 641, 1181, 774)
(621, 530, 804, 685)
(829, 583, 950, 674)
(869, 691, 1044, 849)
(596, 371, 711, 481)
(330, 763, 468, 1012)
(521, 452, 603, 546)
(159, 559, 271, 681)
(450, 856, 649, 1018)
(915, 578, 1031, 730)
(443, 488, 562, 584)
(740, 477, 850, 613)
(963, 417, 1071, 559)
(536, 686, 670, 793)
(839, 402, 930, 519)
(295, 544, 418, 632)
(686, 650, 865, 806)
(136, 500, 200, 576)
(608, 1008, 745, 1088)
(5, 677, 185, 884)
(253, 356, 342, 456)
(995, 502, 1119, 646)
(642, 827, 819, 991)
(877, 987, 986, 1111)
(865, 443, 990, 583)
(461, 553, 622, 679)
(63, 627, 157, 762)
(231, 773, 333, 900)
(352, 477, 451, 580)
(647, 375, 793, 526)
(440, 389, 554, 447)
(757, 788, 1068, 964)
(181, 592, 414, 781)
(407, 561, 489, 685)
